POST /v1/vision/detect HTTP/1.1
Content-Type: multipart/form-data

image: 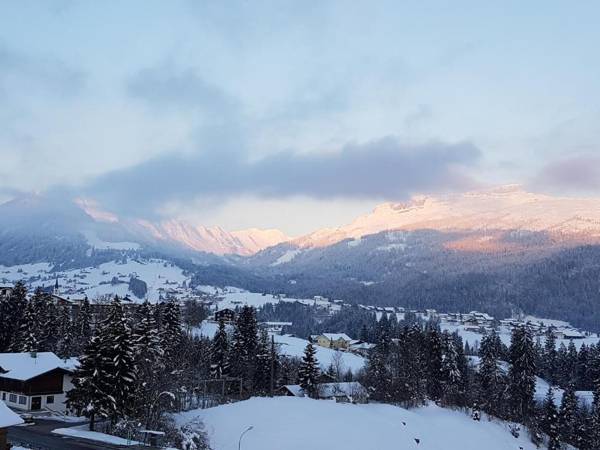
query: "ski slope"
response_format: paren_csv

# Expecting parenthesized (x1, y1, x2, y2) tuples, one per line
(174, 397, 538, 450)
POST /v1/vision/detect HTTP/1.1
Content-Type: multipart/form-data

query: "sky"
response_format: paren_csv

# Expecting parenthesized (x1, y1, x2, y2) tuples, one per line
(1, 1, 599, 235)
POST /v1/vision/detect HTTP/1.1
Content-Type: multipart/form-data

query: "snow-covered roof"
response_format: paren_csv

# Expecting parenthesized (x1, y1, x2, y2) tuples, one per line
(0, 400, 23, 428)
(349, 342, 375, 350)
(321, 333, 352, 342)
(283, 382, 367, 399)
(0, 352, 73, 381)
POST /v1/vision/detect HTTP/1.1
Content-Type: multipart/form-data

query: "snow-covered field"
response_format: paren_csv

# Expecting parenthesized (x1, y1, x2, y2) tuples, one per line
(274, 334, 365, 372)
(174, 397, 538, 450)
(197, 286, 337, 311)
(442, 323, 599, 350)
(194, 323, 366, 373)
(0, 259, 191, 302)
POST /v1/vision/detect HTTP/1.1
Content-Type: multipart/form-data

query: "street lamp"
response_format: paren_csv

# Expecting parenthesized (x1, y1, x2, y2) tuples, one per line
(238, 425, 254, 450)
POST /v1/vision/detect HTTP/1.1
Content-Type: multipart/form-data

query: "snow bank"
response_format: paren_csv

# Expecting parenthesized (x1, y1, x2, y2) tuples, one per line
(52, 425, 141, 446)
(174, 397, 538, 450)
(0, 400, 23, 427)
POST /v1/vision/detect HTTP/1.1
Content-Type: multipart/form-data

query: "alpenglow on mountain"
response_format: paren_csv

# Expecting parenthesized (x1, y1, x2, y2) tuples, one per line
(2, 185, 600, 261)
(292, 184, 600, 249)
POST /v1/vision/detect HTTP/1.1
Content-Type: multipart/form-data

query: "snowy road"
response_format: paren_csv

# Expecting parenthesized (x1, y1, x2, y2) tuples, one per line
(8, 420, 153, 450)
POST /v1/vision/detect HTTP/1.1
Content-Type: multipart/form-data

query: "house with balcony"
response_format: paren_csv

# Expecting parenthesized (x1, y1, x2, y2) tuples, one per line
(0, 352, 75, 413)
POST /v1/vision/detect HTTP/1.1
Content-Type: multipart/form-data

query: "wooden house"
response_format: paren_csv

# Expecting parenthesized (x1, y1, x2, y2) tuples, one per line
(0, 352, 75, 413)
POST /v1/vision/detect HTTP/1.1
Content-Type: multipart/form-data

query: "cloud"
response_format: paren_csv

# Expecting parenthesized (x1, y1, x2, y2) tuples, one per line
(534, 153, 600, 192)
(84, 136, 481, 218)
(0, 43, 85, 99)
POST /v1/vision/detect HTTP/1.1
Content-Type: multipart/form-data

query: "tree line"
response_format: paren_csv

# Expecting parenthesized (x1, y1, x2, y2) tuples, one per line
(363, 318, 600, 449)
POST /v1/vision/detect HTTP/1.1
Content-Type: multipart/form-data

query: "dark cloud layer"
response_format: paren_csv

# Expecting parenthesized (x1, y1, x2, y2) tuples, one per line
(534, 154, 600, 192)
(84, 137, 481, 218)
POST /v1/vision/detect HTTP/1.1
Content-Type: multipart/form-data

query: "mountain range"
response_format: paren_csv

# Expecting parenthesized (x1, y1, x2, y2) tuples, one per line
(4, 184, 600, 260)
(3, 186, 600, 331)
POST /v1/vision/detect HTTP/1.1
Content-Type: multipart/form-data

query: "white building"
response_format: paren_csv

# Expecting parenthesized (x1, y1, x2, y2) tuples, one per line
(0, 352, 75, 413)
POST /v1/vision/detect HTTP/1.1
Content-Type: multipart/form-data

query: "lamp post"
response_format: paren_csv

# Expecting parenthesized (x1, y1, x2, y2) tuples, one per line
(238, 425, 253, 450)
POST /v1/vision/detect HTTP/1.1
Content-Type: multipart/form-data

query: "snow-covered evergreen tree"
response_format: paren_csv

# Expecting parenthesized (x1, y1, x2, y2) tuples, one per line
(542, 387, 560, 450)
(558, 383, 578, 446)
(478, 330, 505, 417)
(508, 325, 536, 421)
(210, 318, 229, 379)
(161, 299, 183, 357)
(71, 297, 93, 356)
(67, 335, 114, 431)
(298, 342, 320, 398)
(231, 306, 259, 391)
(425, 328, 444, 402)
(0, 281, 27, 352)
(440, 332, 462, 406)
(99, 296, 137, 421)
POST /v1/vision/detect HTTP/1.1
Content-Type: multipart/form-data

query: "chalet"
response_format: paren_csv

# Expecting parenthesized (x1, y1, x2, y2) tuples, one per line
(554, 328, 585, 340)
(214, 308, 236, 323)
(348, 340, 375, 357)
(0, 400, 23, 450)
(0, 352, 74, 413)
(279, 382, 368, 404)
(313, 333, 353, 350)
(259, 322, 293, 335)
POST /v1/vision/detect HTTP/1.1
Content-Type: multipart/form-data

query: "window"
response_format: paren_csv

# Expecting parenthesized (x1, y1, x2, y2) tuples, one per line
(46, 395, 54, 404)
(9, 393, 17, 403)
(1, 392, 5, 400)
(18, 396, 27, 405)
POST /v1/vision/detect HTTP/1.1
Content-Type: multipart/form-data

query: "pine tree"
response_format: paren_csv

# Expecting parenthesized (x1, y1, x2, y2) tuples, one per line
(542, 387, 560, 450)
(132, 301, 165, 427)
(440, 333, 462, 406)
(0, 282, 27, 352)
(99, 297, 136, 421)
(576, 343, 591, 390)
(425, 329, 444, 402)
(210, 318, 229, 379)
(71, 297, 93, 356)
(12, 300, 40, 352)
(478, 330, 505, 417)
(161, 300, 183, 357)
(558, 383, 578, 446)
(544, 326, 557, 383)
(589, 358, 600, 449)
(55, 307, 74, 358)
(231, 306, 259, 392)
(254, 328, 273, 394)
(133, 301, 163, 364)
(298, 342, 320, 398)
(508, 325, 536, 422)
(366, 325, 392, 402)
(67, 335, 115, 431)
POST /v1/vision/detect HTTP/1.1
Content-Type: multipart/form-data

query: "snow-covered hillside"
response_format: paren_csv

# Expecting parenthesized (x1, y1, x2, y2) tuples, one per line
(0, 258, 191, 302)
(0, 194, 290, 258)
(174, 397, 538, 450)
(294, 185, 600, 248)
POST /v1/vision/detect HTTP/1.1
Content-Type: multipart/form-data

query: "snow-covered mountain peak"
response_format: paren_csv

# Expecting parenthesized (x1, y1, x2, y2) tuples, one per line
(293, 186, 600, 249)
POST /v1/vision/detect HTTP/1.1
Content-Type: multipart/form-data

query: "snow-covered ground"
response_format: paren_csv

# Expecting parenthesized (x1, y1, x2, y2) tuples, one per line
(174, 397, 538, 450)
(52, 425, 142, 446)
(274, 334, 365, 373)
(193, 323, 366, 373)
(442, 323, 599, 350)
(0, 258, 191, 302)
(197, 286, 337, 311)
(469, 356, 594, 407)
